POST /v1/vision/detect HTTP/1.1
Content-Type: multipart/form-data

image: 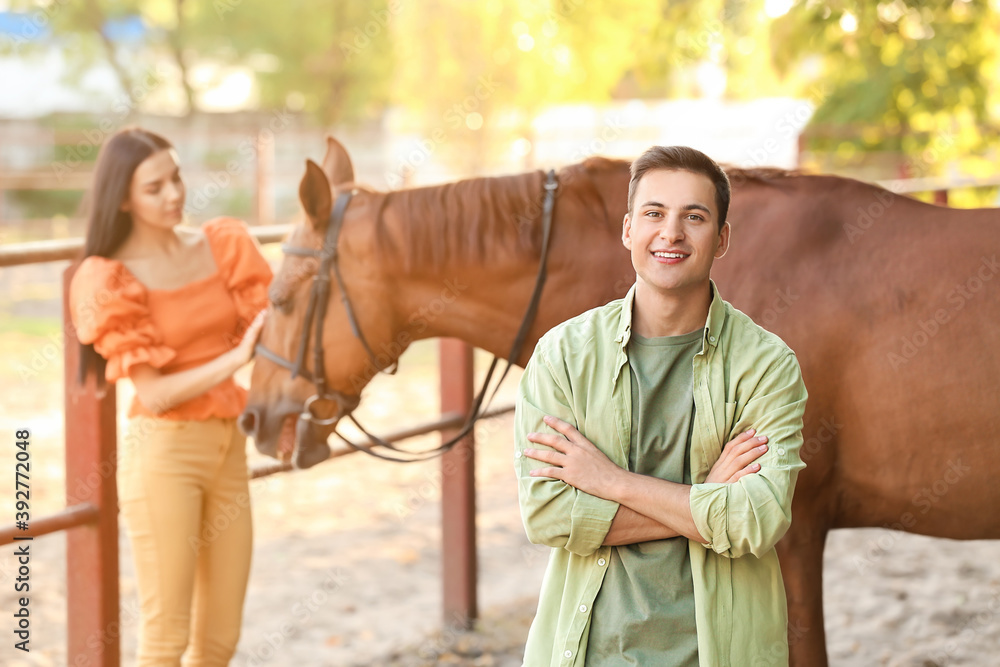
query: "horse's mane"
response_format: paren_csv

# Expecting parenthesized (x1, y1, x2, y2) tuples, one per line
(582, 157, 803, 183)
(377, 169, 549, 272)
(724, 165, 803, 182)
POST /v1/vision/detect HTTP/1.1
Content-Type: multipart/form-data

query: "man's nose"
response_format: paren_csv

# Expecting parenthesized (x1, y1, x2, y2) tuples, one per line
(659, 215, 685, 241)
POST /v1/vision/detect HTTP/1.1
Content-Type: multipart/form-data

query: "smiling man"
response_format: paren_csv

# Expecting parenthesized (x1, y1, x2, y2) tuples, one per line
(515, 146, 808, 666)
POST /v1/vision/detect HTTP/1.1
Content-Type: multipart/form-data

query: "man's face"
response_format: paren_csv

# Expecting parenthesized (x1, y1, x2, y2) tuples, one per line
(622, 168, 730, 294)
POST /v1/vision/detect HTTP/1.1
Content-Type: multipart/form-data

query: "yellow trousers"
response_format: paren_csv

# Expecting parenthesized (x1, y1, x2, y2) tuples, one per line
(120, 416, 252, 667)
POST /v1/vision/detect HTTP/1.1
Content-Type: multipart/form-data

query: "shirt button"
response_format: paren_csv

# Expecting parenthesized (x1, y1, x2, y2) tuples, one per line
(709, 335, 716, 343)
(777, 448, 786, 455)
(597, 558, 606, 566)
(515, 450, 522, 458)
(564, 650, 573, 658)
(579, 604, 587, 613)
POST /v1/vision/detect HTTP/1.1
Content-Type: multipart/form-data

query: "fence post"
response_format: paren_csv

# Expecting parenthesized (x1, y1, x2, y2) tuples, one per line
(255, 129, 275, 226)
(439, 338, 477, 630)
(64, 265, 121, 666)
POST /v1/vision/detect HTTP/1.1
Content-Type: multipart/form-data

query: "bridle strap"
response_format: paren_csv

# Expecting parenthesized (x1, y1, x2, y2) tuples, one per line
(256, 169, 559, 463)
(325, 192, 399, 377)
(480, 168, 559, 407)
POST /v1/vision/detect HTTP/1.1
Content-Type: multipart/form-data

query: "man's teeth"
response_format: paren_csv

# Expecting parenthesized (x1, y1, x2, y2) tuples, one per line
(654, 252, 687, 258)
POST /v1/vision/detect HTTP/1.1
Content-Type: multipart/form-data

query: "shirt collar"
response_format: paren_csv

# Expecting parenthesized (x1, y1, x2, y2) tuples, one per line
(614, 279, 727, 353)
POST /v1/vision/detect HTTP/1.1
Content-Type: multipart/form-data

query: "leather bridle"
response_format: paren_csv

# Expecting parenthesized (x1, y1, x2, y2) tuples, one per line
(254, 169, 559, 463)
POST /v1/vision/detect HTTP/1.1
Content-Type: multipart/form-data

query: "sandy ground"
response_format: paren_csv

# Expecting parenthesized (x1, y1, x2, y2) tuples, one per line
(1, 321, 999, 667)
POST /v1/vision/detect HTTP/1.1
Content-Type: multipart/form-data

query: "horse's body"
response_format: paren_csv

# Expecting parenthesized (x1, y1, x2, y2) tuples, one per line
(243, 138, 1000, 666)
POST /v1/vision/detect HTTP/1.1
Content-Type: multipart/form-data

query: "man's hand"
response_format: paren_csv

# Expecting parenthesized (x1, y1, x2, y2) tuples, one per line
(705, 428, 769, 484)
(524, 415, 625, 499)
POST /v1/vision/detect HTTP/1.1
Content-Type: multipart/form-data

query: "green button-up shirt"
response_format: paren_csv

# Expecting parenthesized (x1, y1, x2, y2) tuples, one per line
(515, 280, 808, 667)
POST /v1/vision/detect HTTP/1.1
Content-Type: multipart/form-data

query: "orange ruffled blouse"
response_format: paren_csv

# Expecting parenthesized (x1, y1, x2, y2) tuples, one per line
(69, 217, 274, 421)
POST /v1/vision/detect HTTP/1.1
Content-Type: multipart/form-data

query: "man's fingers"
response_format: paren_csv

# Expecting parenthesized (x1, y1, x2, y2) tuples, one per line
(726, 433, 768, 459)
(526, 432, 569, 451)
(528, 466, 564, 480)
(723, 428, 756, 449)
(523, 447, 564, 466)
(728, 461, 762, 483)
(733, 443, 768, 469)
(542, 415, 579, 437)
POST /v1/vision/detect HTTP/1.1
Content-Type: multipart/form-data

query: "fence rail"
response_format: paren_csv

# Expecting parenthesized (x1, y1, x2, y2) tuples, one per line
(0, 503, 98, 545)
(0, 224, 290, 267)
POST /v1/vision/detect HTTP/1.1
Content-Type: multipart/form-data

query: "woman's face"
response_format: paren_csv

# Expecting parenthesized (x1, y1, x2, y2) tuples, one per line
(121, 148, 185, 229)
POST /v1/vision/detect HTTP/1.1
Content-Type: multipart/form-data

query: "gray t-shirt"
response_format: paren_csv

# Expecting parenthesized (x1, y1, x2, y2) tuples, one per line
(585, 327, 702, 666)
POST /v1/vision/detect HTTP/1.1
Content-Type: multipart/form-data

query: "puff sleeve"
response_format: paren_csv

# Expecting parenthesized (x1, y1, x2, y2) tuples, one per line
(69, 258, 177, 383)
(204, 217, 274, 329)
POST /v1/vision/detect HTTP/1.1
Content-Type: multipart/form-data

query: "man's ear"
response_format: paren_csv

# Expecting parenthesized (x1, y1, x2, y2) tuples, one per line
(715, 220, 731, 259)
(622, 213, 633, 251)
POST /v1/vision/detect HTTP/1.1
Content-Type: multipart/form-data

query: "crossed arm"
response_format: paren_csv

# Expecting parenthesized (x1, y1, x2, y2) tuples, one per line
(515, 350, 807, 558)
(527, 415, 771, 545)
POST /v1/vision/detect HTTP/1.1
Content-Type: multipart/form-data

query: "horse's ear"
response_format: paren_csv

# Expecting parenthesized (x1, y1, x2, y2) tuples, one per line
(299, 159, 332, 228)
(321, 136, 355, 187)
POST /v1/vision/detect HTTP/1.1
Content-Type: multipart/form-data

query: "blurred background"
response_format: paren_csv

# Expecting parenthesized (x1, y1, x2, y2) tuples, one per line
(1, 2, 1000, 665)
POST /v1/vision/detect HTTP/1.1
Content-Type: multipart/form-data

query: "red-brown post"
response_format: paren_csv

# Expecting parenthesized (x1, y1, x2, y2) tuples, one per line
(934, 189, 949, 206)
(439, 338, 477, 629)
(64, 265, 121, 666)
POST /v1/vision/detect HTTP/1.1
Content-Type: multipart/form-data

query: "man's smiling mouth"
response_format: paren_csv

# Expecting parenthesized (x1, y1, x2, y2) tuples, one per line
(652, 250, 690, 262)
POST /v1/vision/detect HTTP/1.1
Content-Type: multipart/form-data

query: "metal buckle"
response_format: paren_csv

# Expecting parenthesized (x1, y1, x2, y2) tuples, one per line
(302, 394, 343, 427)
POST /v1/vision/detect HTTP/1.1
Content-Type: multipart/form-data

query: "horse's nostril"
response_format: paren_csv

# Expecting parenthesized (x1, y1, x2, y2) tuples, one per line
(237, 409, 259, 437)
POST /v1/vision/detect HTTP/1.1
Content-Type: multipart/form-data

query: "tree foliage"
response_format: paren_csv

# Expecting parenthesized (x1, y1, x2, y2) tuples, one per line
(8, 0, 997, 172)
(770, 0, 999, 174)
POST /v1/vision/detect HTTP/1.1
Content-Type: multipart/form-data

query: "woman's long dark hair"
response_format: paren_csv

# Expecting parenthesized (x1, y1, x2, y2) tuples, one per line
(75, 126, 173, 388)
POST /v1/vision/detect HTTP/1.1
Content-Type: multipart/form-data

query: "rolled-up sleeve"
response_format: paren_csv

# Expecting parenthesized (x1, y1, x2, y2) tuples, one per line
(689, 352, 808, 558)
(515, 349, 620, 557)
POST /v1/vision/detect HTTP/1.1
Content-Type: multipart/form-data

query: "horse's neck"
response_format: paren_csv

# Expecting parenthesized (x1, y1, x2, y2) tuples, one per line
(395, 258, 545, 362)
(390, 241, 631, 365)
(382, 165, 633, 363)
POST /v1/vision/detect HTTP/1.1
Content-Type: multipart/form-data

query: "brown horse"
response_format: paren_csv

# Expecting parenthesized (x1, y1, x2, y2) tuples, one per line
(240, 136, 1000, 666)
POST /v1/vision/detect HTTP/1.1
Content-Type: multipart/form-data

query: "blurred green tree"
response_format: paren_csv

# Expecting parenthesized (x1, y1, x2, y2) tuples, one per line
(772, 0, 999, 181)
(6, 0, 996, 180)
(5, 0, 395, 123)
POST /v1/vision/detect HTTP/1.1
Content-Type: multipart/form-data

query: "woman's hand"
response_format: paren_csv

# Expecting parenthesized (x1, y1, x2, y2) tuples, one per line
(705, 428, 769, 484)
(233, 309, 267, 366)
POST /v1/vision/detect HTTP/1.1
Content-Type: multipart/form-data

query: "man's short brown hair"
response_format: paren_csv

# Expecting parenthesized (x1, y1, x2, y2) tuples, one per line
(628, 146, 731, 230)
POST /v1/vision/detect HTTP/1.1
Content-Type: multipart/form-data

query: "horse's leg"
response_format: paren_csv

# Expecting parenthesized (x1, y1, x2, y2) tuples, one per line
(778, 522, 829, 667)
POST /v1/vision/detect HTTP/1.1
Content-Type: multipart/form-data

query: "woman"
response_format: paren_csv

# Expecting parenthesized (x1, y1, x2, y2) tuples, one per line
(69, 126, 271, 666)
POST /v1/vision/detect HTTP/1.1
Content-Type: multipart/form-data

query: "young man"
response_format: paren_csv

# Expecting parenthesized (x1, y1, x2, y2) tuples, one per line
(515, 146, 808, 666)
